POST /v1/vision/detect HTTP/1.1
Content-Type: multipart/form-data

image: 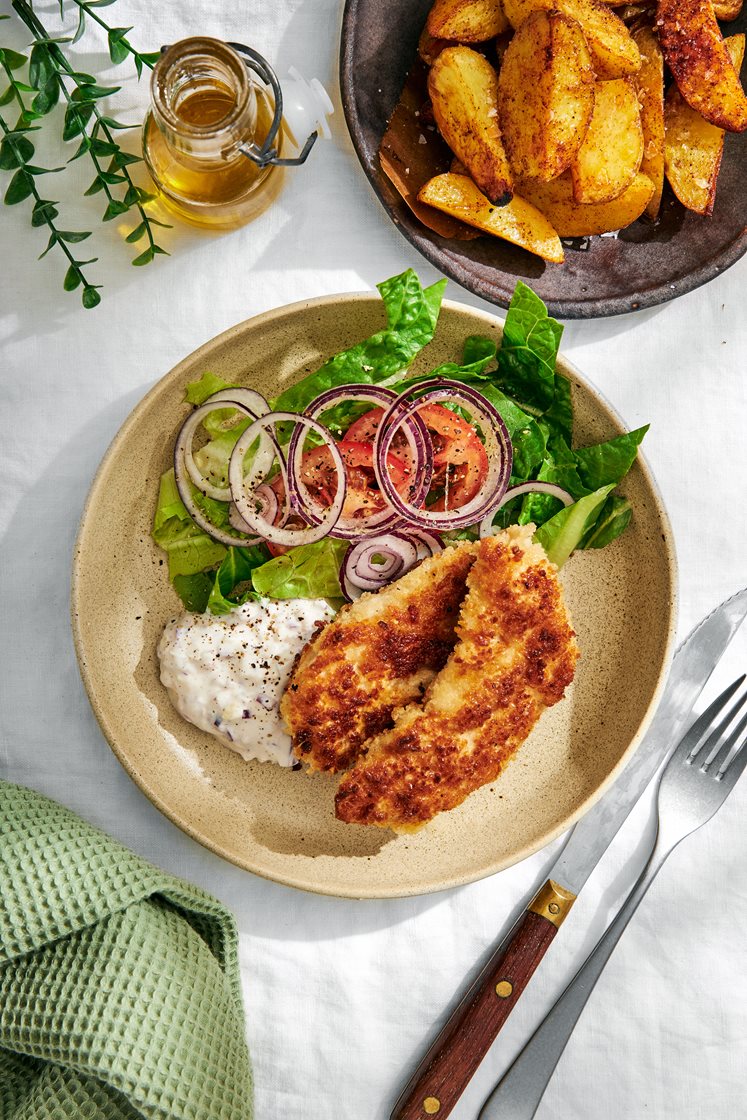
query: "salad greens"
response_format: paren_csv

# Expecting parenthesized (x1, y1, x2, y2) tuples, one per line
(152, 270, 648, 613)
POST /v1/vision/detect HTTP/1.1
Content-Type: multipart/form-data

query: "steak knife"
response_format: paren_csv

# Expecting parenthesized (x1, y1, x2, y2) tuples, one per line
(390, 588, 747, 1120)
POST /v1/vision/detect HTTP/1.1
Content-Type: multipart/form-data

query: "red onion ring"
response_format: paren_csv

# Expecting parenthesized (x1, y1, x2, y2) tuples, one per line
(340, 531, 421, 601)
(228, 485, 280, 534)
(291, 384, 433, 540)
(479, 482, 574, 538)
(174, 439, 261, 548)
(175, 397, 257, 503)
(374, 379, 513, 531)
(229, 411, 347, 547)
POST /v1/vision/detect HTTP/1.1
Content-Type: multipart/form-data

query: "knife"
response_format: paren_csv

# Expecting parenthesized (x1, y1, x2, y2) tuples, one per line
(389, 588, 747, 1120)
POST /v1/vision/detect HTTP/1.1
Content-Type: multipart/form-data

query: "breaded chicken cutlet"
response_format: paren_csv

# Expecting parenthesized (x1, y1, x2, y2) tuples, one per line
(280, 540, 476, 772)
(335, 524, 579, 830)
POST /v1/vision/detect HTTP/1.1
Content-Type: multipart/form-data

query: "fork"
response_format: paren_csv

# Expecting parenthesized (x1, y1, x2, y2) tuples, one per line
(478, 674, 747, 1120)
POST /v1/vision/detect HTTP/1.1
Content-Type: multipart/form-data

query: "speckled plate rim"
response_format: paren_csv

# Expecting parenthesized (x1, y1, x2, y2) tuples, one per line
(338, 0, 747, 320)
(71, 292, 678, 897)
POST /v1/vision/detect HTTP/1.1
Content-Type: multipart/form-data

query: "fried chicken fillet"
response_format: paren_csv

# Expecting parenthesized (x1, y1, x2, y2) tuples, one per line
(281, 541, 476, 772)
(335, 524, 579, 829)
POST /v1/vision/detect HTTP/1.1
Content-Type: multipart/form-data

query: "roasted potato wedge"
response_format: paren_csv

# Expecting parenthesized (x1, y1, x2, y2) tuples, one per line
(571, 78, 643, 201)
(657, 0, 747, 131)
(501, 0, 640, 78)
(518, 170, 653, 233)
(418, 172, 565, 260)
(713, 0, 744, 21)
(664, 33, 745, 213)
(418, 26, 450, 66)
(426, 0, 510, 40)
(498, 11, 595, 181)
(632, 26, 665, 219)
(428, 46, 513, 202)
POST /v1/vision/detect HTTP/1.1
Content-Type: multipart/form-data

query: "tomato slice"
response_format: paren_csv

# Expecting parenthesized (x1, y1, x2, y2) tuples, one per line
(344, 402, 488, 511)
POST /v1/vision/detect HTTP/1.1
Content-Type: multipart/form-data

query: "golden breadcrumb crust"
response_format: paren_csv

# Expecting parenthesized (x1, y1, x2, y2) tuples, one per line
(280, 541, 476, 772)
(335, 525, 579, 829)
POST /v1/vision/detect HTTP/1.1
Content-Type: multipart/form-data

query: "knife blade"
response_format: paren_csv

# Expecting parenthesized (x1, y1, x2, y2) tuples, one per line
(389, 588, 747, 1120)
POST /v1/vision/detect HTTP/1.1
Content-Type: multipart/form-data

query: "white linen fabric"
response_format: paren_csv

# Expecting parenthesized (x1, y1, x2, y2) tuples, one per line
(1, 3, 746, 1118)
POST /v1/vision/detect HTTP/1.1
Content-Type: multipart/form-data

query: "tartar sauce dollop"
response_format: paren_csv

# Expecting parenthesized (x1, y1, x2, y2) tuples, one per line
(157, 598, 334, 765)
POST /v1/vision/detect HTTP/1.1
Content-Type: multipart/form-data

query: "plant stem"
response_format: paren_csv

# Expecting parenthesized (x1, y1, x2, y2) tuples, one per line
(70, 0, 156, 72)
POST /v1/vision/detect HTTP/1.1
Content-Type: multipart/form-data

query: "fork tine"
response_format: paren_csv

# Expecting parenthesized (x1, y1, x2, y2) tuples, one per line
(703, 701, 747, 776)
(691, 680, 747, 766)
(676, 675, 746, 764)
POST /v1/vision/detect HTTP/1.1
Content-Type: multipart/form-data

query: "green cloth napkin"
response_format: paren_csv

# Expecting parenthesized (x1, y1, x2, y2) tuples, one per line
(0, 782, 253, 1120)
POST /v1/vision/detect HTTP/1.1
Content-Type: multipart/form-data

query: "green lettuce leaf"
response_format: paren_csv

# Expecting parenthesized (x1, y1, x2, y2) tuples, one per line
(207, 545, 269, 614)
(172, 572, 215, 613)
(185, 370, 235, 405)
(496, 281, 563, 415)
(573, 425, 649, 490)
(535, 484, 614, 567)
(251, 538, 348, 600)
(580, 494, 632, 549)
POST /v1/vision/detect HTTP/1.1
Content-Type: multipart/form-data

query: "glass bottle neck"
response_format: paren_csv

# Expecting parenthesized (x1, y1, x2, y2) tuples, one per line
(150, 37, 257, 167)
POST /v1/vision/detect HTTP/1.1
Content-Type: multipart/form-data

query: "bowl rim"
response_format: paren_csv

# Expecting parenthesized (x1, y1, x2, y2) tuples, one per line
(338, 0, 747, 321)
(71, 290, 679, 897)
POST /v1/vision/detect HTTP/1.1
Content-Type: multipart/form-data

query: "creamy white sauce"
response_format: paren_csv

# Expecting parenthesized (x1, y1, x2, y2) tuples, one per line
(157, 598, 334, 765)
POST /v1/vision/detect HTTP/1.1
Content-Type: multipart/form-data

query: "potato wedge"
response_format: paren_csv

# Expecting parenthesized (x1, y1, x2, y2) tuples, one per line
(418, 26, 450, 66)
(632, 26, 665, 219)
(664, 34, 745, 213)
(501, 0, 640, 78)
(517, 170, 653, 233)
(428, 46, 513, 202)
(571, 78, 643, 202)
(713, 0, 743, 20)
(657, 0, 747, 131)
(497, 11, 595, 181)
(426, 0, 510, 40)
(418, 172, 565, 260)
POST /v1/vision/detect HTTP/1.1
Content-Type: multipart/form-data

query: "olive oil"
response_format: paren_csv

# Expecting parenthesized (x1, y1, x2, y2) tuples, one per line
(142, 38, 284, 230)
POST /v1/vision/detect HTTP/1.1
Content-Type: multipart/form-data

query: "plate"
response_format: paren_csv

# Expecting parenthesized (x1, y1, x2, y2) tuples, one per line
(339, 0, 747, 319)
(72, 294, 677, 898)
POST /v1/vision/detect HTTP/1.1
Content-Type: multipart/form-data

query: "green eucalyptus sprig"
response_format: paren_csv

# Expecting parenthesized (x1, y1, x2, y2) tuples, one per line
(1, 0, 170, 307)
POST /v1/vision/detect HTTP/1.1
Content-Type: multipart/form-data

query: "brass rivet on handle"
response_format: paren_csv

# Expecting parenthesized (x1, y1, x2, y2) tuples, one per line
(548, 902, 560, 915)
(495, 980, 513, 998)
(423, 1097, 441, 1114)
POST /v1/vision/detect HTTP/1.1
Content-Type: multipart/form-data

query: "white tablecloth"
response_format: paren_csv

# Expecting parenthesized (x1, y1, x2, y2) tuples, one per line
(2, 3, 746, 1118)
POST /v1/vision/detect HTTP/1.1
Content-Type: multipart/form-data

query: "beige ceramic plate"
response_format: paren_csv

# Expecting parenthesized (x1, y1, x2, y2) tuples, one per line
(72, 294, 677, 898)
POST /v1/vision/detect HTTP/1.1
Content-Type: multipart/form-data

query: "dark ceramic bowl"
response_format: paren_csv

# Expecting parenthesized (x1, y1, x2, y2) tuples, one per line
(340, 0, 747, 318)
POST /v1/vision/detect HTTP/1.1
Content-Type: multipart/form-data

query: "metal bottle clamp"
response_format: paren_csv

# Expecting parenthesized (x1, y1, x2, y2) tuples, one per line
(228, 42, 319, 168)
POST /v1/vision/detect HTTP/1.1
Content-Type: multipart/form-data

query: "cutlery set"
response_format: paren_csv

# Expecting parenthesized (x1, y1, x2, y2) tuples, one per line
(392, 588, 747, 1120)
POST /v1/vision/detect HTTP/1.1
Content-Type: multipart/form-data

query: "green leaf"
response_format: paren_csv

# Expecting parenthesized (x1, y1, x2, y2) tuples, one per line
(99, 116, 136, 130)
(72, 82, 121, 102)
(573, 425, 649, 491)
(131, 246, 154, 265)
(0, 134, 34, 169)
(62, 102, 93, 140)
(84, 174, 105, 195)
(38, 232, 57, 259)
(0, 86, 14, 106)
(580, 494, 632, 550)
(31, 198, 58, 226)
(1, 49, 28, 71)
(29, 43, 55, 89)
(31, 77, 59, 116)
(496, 282, 563, 415)
(535, 485, 615, 568)
(70, 71, 97, 84)
(103, 198, 129, 221)
(56, 229, 92, 243)
(185, 371, 235, 405)
(172, 572, 215, 613)
(273, 269, 448, 415)
(111, 149, 142, 167)
(90, 137, 118, 156)
(136, 187, 157, 202)
(152, 243, 169, 256)
(123, 184, 139, 206)
(4, 167, 34, 204)
(134, 54, 142, 79)
(82, 286, 102, 309)
(24, 164, 64, 175)
(63, 264, 82, 291)
(97, 168, 126, 184)
(207, 546, 268, 615)
(72, 9, 86, 44)
(125, 220, 146, 243)
(251, 538, 347, 600)
(108, 27, 132, 65)
(69, 136, 93, 162)
(138, 52, 162, 68)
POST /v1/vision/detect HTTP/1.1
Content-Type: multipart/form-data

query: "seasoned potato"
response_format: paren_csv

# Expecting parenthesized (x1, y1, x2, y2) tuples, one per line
(428, 46, 513, 203)
(571, 78, 643, 202)
(658, 0, 747, 131)
(632, 26, 665, 219)
(426, 0, 510, 40)
(518, 170, 653, 234)
(713, 0, 744, 20)
(664, 34, 746, 213)
(501, 0, 640, 78)
(498, 11, 595, 181)
(418, 172, 565, 260)
(418, 26, 450, 66)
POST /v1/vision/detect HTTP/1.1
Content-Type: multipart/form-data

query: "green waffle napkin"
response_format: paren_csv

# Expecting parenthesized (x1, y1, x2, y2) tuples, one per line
(0, 782, 253, 1120)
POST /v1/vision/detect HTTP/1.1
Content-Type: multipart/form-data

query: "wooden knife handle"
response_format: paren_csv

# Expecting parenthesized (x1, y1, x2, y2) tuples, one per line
(389, 879, 576, 1120)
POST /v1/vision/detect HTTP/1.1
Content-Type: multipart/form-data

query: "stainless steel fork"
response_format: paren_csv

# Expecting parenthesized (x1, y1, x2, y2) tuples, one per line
(479, 674, 747, 1120)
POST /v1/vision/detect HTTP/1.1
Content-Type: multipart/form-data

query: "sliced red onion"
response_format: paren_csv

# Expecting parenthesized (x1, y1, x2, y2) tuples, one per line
(479, 482, 574, 539)
(401, 527, 445, 560)
(374, 380, 513, 531)
(340, 532, 420, 601)
(175, 397, 256, 503)
(204, 387, 270, 416)
(228, 484, 279, 534)
(229, 411, 346, 547)
(174, 441, 260, 548)
(291, 384, 433, 539)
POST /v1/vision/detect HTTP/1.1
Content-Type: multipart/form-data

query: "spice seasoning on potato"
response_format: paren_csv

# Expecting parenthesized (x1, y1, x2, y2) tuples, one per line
(571, 77, 644, 203)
